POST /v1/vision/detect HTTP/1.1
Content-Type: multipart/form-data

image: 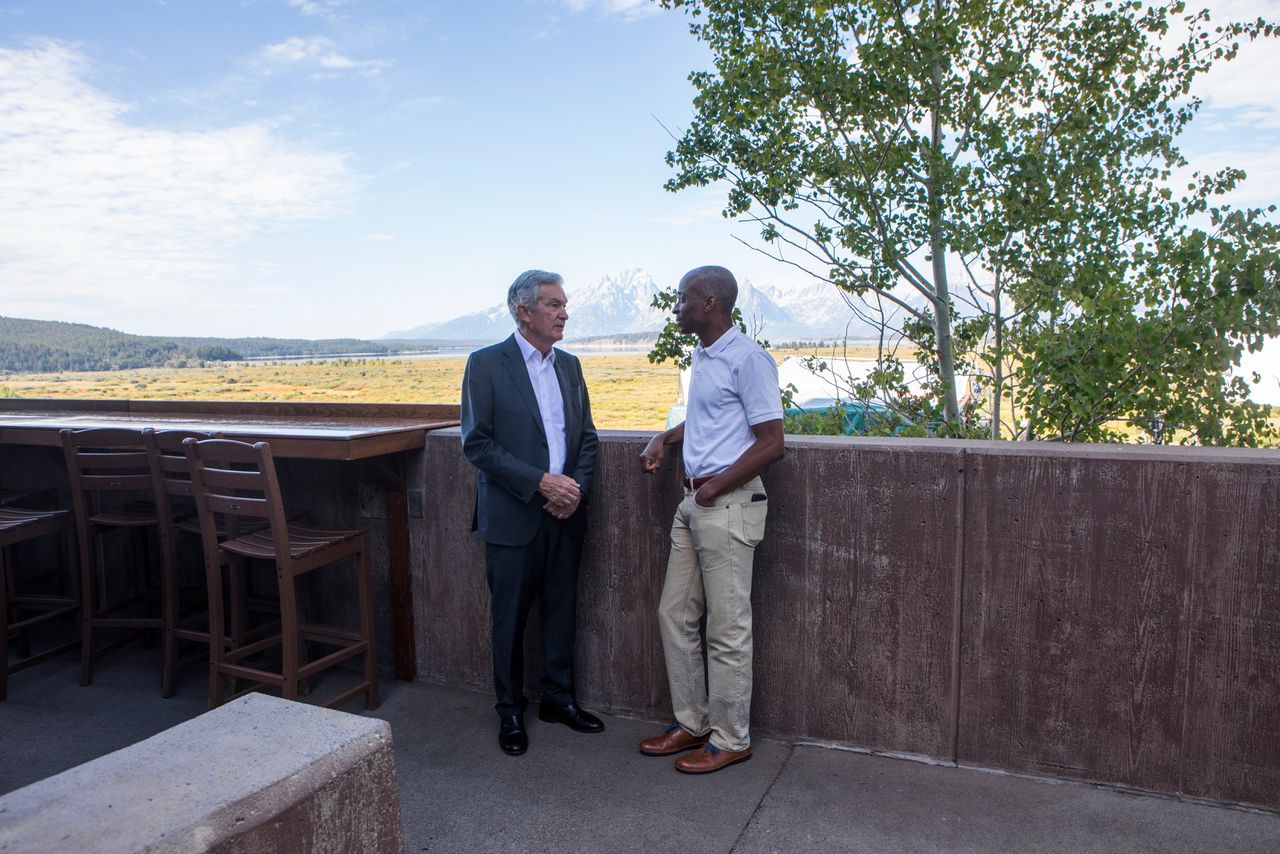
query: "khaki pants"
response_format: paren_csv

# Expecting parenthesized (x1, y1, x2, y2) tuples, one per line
(658, 477, 767, 751)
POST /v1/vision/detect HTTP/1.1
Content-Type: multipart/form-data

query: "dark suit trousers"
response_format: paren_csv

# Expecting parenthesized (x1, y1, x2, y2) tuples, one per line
(484, 514, 581, 717)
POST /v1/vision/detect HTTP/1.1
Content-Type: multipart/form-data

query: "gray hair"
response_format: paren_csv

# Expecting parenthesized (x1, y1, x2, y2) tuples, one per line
(507, 270, 564, 326)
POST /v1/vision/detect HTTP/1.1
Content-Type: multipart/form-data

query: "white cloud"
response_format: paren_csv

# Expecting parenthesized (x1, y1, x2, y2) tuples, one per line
(1182, 0, 1280, 125)
(0, 40, 358, 316)
(1177, 143, 1280, 210)
(559, 0, 660, 21)
(533, 15, 563, 39)
(1237, 340, 1280, 406)
(283, 0, 349, 21)
(387, 94, 444, 117)
(253, 35, 385, 77)
(645, 198, 727, 227)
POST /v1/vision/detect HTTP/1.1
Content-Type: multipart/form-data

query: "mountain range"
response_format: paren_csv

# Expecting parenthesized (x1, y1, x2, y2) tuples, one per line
(385, 266, 891, 343)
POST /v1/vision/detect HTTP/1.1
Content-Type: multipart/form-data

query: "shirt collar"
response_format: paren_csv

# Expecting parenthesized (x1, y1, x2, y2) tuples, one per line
(694, 325, 741, 360)
(515, 330, 556, 367)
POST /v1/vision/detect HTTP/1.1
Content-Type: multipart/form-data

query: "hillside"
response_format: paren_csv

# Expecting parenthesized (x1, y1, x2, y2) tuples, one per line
(0, 316, 425, 374)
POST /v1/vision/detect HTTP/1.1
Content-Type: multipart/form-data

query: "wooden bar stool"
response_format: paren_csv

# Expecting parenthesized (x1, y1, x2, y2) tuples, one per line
(184, 438, 379, 711)
(61, 428, 166, 690)
(143, 428, 217, 698)
(0, 488, 56, 509)
(1, 506, 78, 701)
(143, 428, 280, 699)
(2, 486, 69, 659)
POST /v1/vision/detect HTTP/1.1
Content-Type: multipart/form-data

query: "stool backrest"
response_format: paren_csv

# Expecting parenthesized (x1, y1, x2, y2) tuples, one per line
(143, 428, 216, 562)
(60, 428, 151, 520)
(143, 429, 215, 510)
(183, 438, 290, 564)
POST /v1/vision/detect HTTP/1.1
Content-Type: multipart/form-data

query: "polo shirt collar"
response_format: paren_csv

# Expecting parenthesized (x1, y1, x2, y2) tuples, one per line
(695, 325, 741, 360)
(515, 330, 556, 366)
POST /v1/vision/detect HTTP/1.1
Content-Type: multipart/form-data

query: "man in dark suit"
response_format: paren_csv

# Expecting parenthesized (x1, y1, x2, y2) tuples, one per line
(460, 269, 603, 755)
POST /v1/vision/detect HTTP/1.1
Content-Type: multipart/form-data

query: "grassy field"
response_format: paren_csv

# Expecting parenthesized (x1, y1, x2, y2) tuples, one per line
(0, 344, 898, 431)
(4, 349, 1276, 440)
(0, 353, 688, 430)
(21, 344, 1263, 441)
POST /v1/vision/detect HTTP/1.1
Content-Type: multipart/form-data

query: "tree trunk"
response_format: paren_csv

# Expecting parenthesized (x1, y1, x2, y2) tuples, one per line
(927, 70, 961, 430)
(930, 260, 961, 428)
(991, 282, 1003, 440)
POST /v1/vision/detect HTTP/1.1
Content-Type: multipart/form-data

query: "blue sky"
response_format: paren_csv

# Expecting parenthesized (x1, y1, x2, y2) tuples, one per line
(1, 0, 1277, 344)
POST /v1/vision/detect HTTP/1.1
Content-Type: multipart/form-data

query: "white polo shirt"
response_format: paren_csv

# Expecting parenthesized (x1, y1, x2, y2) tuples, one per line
(683, 326, 783, 478)
(515, 331, 566, 475)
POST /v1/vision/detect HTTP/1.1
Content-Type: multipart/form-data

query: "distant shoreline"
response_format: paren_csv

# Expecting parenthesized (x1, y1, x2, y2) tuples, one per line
(242, 349, 443, 363)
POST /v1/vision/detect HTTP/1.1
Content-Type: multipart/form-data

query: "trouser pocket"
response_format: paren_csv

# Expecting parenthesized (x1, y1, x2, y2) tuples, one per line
(731, 494, 767, 548)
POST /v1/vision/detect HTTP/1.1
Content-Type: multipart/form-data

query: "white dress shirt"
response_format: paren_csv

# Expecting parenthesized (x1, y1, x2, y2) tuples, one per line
(515, 331, 567, 475)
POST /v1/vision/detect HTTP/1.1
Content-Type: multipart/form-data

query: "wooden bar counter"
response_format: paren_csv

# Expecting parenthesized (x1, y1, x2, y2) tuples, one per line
(0, 399, 461, 682)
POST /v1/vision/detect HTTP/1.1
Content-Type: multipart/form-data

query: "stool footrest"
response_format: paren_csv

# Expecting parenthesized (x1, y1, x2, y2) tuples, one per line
(90, 616, 163, 630)
(9, 594, 76, 611)
(322, 680, 373, 710)
(298, 642, 368, 679)
(8, 605, 77, 633)
(7, 639, 79, 674)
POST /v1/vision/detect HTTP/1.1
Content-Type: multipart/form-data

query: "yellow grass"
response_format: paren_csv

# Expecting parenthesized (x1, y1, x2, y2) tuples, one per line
(13, 345, 1266, 439)
(0, 344, 896, 431)
(0, 353, 686, 430)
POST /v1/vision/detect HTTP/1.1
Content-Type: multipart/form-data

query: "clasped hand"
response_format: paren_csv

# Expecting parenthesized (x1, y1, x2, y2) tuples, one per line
(540, 473, 580, 520)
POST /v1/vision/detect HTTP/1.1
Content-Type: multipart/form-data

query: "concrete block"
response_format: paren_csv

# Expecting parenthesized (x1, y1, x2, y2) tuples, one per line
(0, 694, 404, 853)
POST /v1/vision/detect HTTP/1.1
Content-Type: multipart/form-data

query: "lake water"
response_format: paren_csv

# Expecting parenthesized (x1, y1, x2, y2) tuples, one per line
(243, 345, 651, 364)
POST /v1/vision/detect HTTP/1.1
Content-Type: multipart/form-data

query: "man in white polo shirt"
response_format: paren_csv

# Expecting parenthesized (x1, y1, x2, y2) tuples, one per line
(637, 265, 784, 774)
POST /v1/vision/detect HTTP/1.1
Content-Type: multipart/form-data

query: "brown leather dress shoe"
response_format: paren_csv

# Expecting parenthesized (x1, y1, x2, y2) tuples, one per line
(674, 743, 752, 774)
(638, 722, 710, 756)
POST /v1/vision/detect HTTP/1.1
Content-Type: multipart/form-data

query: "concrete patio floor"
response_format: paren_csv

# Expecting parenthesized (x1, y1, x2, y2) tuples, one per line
(2, 647, 1278, 853)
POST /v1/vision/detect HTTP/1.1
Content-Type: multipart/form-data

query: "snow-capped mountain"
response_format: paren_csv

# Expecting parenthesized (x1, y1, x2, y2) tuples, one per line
(387, 302, 513, 341)
(554, 266, 670, 336)
(385, 266, 897, 342)
(750, 280, 873, 340)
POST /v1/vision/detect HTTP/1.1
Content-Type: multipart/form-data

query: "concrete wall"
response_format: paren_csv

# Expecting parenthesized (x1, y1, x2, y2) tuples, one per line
(7, 428, 1276, 808)
(960, 446, 1280, 806)
(415, 429, 1280, 809)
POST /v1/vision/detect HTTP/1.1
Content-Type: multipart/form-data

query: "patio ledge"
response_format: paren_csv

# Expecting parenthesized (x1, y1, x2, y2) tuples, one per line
(0, 693, 403, 853)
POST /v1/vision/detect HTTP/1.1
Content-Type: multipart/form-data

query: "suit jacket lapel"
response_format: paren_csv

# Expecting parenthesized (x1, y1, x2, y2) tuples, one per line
(554, 354, 579, 442)
(500, 334, 547, 440)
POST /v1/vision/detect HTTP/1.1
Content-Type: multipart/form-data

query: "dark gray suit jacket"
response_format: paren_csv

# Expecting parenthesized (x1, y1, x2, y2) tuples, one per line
(460, 334, 598, 547)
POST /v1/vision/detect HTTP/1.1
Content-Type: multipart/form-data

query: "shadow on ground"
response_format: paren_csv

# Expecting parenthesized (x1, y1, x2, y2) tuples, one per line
(2, 647, 1277, 853)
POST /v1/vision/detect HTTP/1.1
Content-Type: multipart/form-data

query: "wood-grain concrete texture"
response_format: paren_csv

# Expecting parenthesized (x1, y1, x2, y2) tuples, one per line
(961, 445, 1280, 806)
(415, 429, 1280, 809)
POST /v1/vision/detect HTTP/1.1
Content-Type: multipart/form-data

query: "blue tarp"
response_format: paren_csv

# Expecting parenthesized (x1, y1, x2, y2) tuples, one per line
(785, 403, 894, 435)
(669, 402, 898, 435)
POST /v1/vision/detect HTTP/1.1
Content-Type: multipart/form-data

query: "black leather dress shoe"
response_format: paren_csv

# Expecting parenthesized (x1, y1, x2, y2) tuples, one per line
(538, 698, 605, 733)
(499, 714, 528, 755)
